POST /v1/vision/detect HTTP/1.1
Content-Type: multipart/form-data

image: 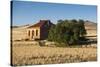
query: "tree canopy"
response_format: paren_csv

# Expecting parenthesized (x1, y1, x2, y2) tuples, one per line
(48, 19, 87, 46)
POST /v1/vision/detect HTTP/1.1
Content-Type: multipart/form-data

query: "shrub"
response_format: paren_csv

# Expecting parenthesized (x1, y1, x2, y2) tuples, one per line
(48, 19, 87, 46)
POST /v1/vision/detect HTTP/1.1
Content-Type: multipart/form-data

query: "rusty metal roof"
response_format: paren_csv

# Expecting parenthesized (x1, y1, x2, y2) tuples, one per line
(28, 20, 53, 28)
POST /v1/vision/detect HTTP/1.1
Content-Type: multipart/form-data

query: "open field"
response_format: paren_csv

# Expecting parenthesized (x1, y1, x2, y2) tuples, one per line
(12, 39, 97, 66)
(11, 22, 97, 66)
(12, 42, 97, 66)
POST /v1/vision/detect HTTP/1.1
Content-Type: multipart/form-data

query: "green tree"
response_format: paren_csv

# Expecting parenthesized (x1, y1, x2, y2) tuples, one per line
(48, 19, 87, 46)
(78, 19, 87, 37)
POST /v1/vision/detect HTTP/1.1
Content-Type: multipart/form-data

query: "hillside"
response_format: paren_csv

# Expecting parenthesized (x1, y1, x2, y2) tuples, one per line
(11, 21, 97, 41)
(84, 21, 97, 36)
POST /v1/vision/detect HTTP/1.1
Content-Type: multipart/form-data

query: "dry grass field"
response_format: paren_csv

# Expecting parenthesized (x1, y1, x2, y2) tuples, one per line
(11, 22, 97, 66)
(12, 43, 97, 66)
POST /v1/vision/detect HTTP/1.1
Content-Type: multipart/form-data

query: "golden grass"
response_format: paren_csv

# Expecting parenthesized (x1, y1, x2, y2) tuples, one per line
(12, 43, 97, 66)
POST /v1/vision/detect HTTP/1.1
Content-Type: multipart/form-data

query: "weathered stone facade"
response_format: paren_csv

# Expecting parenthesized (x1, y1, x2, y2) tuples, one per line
(27, 20, 54, 40)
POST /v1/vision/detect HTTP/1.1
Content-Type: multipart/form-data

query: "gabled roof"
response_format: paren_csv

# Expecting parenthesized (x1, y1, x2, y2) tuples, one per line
(28, 20, 54, 28)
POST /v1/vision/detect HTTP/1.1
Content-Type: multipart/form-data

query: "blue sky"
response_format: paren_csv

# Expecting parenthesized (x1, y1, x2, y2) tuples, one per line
(12, 1, 97, 26)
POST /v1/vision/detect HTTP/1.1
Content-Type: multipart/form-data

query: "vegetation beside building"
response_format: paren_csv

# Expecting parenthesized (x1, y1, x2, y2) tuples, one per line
(48, 19, 87, 46)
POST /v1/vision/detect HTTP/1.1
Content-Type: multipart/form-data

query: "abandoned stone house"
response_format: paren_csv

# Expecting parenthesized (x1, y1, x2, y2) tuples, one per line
(27, 20, 54, 40)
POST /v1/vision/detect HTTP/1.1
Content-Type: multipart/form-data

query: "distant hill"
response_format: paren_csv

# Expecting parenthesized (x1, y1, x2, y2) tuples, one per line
(11, 26, 19, 28)
(84, 21, 97, 30)
(12, 24, 30, 29)
(12, 21, 97, 29)
(85, 21, 97, 26)
(12, 21, 97, 40)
